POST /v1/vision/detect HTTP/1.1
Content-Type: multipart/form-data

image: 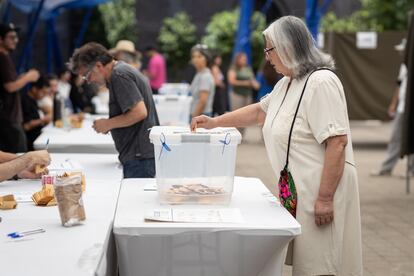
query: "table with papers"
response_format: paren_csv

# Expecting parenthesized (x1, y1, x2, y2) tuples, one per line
(0, 153, 122, 276)
(113, 177, 301, 276)
(33, 115, 116, 154)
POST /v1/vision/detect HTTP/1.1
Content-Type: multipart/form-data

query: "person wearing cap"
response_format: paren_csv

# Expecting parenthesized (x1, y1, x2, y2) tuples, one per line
(0, 23, 40, 153)
(143, 45, 166, 94)
(111, 40, 142, 70)
(189, 44, 215, 118)
(69, 42, 159, 178)
(371, 38, 414, 177)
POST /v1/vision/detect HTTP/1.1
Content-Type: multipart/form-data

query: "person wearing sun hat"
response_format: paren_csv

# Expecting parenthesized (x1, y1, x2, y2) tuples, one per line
(0, 22, 40, 153)
(111, 40, 142, 70)
(371, 38, 414, 177)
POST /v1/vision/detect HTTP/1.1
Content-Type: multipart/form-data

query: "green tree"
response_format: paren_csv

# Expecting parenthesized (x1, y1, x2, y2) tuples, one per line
(158, 12, 197, 70)
(202, 8, 266, 70)
(83, 7, 110, 48)
(99, 0, 138, 46)
(320, 0, 414, 33)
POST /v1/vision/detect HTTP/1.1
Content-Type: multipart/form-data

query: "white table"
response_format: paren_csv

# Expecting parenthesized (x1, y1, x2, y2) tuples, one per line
(0, 154, 122, 276)
(113, 177, 301, 276)
(34, 115, 116, 154)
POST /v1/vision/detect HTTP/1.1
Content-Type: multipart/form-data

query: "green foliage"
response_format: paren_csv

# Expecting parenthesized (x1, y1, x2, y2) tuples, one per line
(202, 9, 266, 70)
(158, 12, 197, 68)
(320, 0, 414, 33)
(83, 8, 110, 48)
(99, 0, 138, 46)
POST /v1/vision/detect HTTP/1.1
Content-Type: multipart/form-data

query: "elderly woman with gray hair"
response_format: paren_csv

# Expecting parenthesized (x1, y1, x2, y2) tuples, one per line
(191, 16, 362, 276)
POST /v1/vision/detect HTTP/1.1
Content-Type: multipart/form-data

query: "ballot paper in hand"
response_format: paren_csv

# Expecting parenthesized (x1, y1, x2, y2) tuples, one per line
(145, 208, 244, 223)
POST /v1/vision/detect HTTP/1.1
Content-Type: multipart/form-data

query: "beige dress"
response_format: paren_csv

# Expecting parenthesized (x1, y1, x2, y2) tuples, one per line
(260, 70, 362, 276)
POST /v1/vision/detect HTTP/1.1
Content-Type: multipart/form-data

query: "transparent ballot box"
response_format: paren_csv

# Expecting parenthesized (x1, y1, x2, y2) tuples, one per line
(150, 126, 242, 204)
(153, 95, 192, 126)
(158, 83, 190, 95)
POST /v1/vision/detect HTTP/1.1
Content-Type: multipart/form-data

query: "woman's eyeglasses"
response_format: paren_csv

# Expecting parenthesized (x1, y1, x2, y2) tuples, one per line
(264, 47, 275, 58)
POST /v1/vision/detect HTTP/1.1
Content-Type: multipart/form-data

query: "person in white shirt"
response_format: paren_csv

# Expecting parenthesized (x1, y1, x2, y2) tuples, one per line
(57, 69, 72, 109)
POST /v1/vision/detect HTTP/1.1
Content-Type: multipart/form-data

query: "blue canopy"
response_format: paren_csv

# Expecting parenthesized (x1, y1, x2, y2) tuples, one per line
(8, 0, 108, 19)
(3, 0, 109, 73)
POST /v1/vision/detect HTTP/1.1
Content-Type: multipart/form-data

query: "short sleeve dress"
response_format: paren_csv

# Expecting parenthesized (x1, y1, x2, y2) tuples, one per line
(260, 70, 362, 276)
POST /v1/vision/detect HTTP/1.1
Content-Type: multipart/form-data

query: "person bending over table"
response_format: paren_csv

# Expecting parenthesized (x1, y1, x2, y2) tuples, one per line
(68, 43, 159, 178)
(0, 150, 50, 182)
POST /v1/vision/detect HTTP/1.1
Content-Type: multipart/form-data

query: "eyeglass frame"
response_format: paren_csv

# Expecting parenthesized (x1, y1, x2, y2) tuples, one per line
(264, 46, 275, 58)
(81, 63, 96, 81)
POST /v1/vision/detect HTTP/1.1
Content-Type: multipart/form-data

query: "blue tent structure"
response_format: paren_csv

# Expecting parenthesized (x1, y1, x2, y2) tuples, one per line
(2, 0, 109, 73)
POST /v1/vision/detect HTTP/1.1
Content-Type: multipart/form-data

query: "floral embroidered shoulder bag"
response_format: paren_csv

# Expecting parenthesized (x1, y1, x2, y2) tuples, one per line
(278, 68, 334, 217)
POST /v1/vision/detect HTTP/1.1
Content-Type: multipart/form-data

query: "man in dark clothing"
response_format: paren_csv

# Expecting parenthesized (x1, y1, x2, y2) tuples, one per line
(0, 23, 40, 152)
(21, 76, 51, 150)
(69, 42, 159, 178)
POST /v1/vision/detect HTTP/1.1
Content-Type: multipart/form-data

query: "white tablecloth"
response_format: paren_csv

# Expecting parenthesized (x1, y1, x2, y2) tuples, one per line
(34, 115, 116, 154)
(0, 154, 122, 276)
(113, 177, 301, 276)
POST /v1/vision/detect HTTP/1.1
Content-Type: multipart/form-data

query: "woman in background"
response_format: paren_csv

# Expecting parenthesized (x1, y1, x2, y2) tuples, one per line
(189, 44, 215, 118)
(211, 53, 228, 116)
(227, 52, 259, 110)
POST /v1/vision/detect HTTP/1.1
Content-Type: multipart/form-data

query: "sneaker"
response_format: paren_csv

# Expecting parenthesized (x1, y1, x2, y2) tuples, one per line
(370, 170, 392, 177)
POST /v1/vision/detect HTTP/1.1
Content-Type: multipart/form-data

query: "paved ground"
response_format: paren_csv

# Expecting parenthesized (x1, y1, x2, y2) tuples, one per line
(235, 122, 414, 276)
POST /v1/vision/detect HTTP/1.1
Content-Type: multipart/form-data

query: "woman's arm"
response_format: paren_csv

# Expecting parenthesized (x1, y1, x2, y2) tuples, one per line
(211, 66, 225, 88)
(314, 134, 347, 226)
(192, 91, 209, 117)
(227, 69, 251, 87)
(191, 103, 266, 131)
(23, 118, 47, 131)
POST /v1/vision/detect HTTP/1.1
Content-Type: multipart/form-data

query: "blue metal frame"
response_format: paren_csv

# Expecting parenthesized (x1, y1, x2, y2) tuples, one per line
(17, 0, 45, 73)
(305, 0, 334, 40)
(233, 0, 254, 64)
(2, 1, 12, 23)
(74, 7, 93, 50)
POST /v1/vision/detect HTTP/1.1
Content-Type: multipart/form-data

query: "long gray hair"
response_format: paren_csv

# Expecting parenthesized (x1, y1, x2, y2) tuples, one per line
(262, 16, 334, 79)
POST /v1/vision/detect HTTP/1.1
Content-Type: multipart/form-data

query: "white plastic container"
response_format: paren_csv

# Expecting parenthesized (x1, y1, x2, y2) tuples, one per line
(158, 83, 190, 95)
(153, 95, 192, 126)
(150, 126, 242, 205)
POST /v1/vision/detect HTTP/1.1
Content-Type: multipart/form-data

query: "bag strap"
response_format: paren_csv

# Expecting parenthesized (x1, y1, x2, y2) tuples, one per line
(285, 68, 335, 167)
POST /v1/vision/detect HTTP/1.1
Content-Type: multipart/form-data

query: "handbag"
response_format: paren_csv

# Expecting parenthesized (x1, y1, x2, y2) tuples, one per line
(277, 68, 334, 217)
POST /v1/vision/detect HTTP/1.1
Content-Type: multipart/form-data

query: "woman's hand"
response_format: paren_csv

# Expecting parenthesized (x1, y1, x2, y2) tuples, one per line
(314, 196, 334, 226)
(191, 115, 216, 132)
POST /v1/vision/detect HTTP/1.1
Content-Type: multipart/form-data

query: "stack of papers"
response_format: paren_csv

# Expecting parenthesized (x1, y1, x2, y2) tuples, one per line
(145, 208, 244, 223)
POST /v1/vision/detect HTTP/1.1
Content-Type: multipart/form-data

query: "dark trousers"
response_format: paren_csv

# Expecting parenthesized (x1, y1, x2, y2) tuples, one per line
(0, 120, 27, 153)
(123, 158, 156, 178)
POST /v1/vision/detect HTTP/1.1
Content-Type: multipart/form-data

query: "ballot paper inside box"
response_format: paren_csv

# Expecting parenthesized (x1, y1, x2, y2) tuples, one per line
(150, 126, 241, 205)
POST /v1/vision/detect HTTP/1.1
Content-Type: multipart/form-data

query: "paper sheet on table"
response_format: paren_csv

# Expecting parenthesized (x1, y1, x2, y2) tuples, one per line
(48, 159, 83, 171)
(0, 191, 33, 203)
(145, 208, 244, 223)
(143, 182, 157, 191)
(11, 191, 33, 203)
